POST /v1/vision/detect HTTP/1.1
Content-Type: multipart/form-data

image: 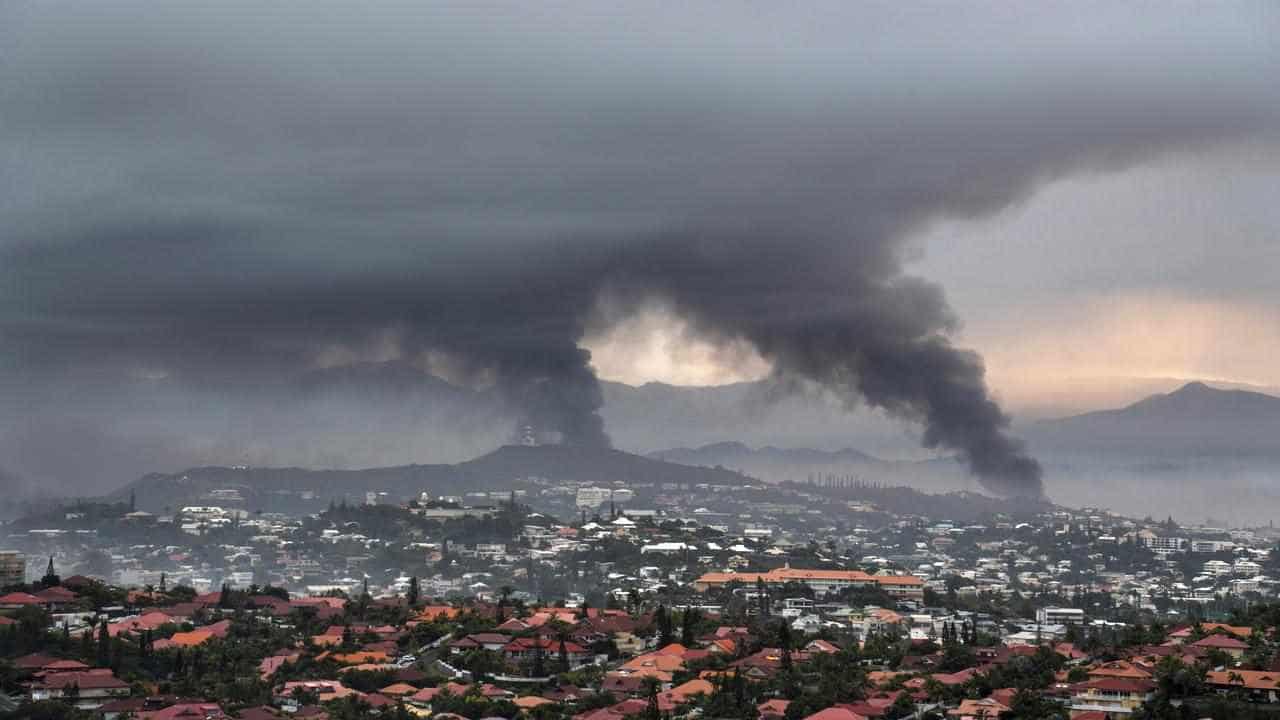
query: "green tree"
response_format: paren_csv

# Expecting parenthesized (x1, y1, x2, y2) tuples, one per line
(681, 608, 699, 646)
(756, 577, 770, 617)
(96, 618, 110, 667)
(656, 604, 674, 646)
(642, 676, 662, 720)
(406, 576, 420, 607)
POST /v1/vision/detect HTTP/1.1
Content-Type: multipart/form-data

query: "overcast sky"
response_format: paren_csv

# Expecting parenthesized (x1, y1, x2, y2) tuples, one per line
(2, 2, 1279, 490)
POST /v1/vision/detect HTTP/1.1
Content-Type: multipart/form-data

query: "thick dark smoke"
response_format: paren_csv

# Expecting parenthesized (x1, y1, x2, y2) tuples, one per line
(594, 229, 1048, 495)
(1, 3, 1277, 496)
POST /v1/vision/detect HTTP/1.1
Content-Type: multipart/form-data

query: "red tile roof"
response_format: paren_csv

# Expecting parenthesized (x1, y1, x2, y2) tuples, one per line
(34, 670, 129, 690)
(1192, 634, 1248, 649)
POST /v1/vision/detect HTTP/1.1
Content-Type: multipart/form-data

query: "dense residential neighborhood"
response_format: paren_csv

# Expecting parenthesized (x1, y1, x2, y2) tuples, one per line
(5, 469, 1280, 719)
(3, 0, 1277, 717)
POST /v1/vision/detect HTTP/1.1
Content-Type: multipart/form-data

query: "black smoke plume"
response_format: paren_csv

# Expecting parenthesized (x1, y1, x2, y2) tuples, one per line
(1, 3, 1277, 496)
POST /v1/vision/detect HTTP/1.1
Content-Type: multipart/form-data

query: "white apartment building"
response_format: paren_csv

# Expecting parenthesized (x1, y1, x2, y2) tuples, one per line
(1191, 540, 1234, 554)
(1139, 534, 1186, 554)
(1036, 607, 1085, 625)
(575, 486, 614, 509)
(1233, 560, 1262, 576)
(1203, 560, 1232, 576)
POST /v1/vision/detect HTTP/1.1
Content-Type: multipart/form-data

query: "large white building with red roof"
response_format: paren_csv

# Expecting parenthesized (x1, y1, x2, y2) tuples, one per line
(693, 567, 924, 600)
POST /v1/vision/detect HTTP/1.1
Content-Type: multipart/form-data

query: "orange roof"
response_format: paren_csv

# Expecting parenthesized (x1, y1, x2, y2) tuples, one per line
(166, 630, 213, 648)
(1088, 661, 1152, 680)
(805, 708, 868, 720)
(1207, 670, 1280, 691)
(695, 567, 922, 587)
(868, 608, 906, 624)
(622, 652, 685, 674)
(331, 651, 391, 665)
(1172, 623, 1254, 638)
(665, 678, 713, 702)
(948, 698, 1010, 718)
(709, 638, 737, 654)
(759, 699, 791, 717)
(874, 574, 925, 586)
(867, 671, 905, 687)
(281, 680, 362, 701)
(415, 606, 460, 621)
(526, 610, 579, 627)
(612, 666, 676, 684)
(1192, 634, 1248, 649)
(514, 696, 553, 708)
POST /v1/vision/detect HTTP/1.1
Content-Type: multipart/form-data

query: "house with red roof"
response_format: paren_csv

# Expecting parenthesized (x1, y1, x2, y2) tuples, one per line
(574, 698, 647, 720)
(109, 611, 177, 637)
(730, 648, 814, 680)
(1087, 660, 1152, 681)
(155, 630, 214, 650)
(1206, 669, 1280, 702)
(277, 680, 362, 706)
(600, 674, 650, 697)
(657, 678, 713, 707)
(136, 702, 226, 720)
(259, 653, 299, 680)
(11, 653, 61, 672)
(0, 592, 43, 609)
(33, 659, 91, 676)
(1191, 633, 1248, 659)
(98, 697, 149, 720)
(948, 697, 1011, 719)
(758, 698, 791, 719)
(1168, 623, 1254, 642)
(496, 617, 531, 633)
(1069, 677, 1155, 717)
(407, 682, 471, 706)
(448, 632, 510, 654)
(503, 636, 592, 667)
(29, 670, 130, 709)
(33, 586, 79, 607)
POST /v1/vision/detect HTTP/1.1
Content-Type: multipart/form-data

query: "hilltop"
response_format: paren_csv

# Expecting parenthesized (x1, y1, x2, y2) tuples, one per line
(1025, 381, 1280, 457)
(110, 444, 758, 514)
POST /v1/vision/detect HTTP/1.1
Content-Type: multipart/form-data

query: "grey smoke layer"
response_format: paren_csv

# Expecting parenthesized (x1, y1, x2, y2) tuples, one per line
(2, 3, 1278, 496)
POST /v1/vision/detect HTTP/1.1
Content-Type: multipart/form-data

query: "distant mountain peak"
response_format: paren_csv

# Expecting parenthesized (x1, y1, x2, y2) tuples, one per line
(1140, 380, 1277, 410)
(1026, 379, 1280, 460)
(1165, 380, 1234, 399)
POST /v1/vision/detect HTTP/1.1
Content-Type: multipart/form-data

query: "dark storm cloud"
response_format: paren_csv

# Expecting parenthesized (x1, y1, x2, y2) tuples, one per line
(1, 2, 1278, 495)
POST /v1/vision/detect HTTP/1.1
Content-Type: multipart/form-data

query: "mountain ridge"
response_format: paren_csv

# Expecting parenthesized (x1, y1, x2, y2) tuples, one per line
(108, 443, 759, 514)
(1042, 381, 1280, 424)
(1023, 380, 1280, 459)
(651, 441, 887, 466)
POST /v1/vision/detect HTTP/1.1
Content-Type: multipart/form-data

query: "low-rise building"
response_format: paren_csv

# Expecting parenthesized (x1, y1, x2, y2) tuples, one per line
(0, 551, 23, 587)
(1069, 678, 1155, 717)
(1036, 607, 1085, 625)
(693, 567, 925, 600)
